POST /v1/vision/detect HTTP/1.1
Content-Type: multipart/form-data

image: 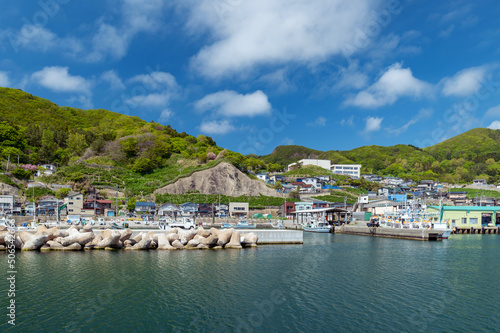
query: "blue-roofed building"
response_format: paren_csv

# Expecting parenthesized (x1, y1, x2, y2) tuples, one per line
(135, 201, 156, 214)
(180, 202, 198, 217)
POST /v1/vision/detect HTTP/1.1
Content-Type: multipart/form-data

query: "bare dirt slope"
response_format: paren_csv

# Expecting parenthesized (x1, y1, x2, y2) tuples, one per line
(154, 162, 280, 197)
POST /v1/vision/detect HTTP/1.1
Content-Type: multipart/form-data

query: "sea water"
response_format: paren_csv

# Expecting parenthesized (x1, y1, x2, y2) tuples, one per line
(0, 233, 499, 332)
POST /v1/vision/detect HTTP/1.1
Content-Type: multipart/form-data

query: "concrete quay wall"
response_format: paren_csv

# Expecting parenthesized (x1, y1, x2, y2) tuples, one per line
(338, 225, 441, 241)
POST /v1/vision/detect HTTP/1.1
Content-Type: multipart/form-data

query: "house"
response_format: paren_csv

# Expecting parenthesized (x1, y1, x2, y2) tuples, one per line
(180, 202, 198, 217)
(279, 202, 296, 217)
(36, 164, 57, 177)
(256, 173, 268, 182)
(471, 196, 496, 206)
(198, 203, 215, 217)
(37, 196, 60, 215)
(302, 177, 319, 187)
(294, 202, 314, 212)
(64, 192, 84, 215)
(316, 175, 330, 182)
(229, 202, 249, 218)
(24, 201, 35, 216)
(448, 191, 468, 205)
(214, 203, 229, 217)
(331, 164, 362, 178)
(158, 203, 180, 217)
(299, 184, 316, 193)
(135, 202, 156, 215)
(269, 175, 286, 183)
(0, 195, 22, 215)
(473, 179, 487, 185)
(361, 199, 403, 215)
(83, 199, 113, 215)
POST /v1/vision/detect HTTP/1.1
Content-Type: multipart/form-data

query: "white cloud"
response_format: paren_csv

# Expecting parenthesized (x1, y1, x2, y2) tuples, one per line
(364, 116, 383, 133)
(100, 70, 125, 90)
(487, 121, 500, 130)
(307, 116, 327, 127)
(387, 108, 433, 136)
(281, 137, 294, 145)
(158, 109, 174, 123)
(31, 66, 91, 94)
(86, 24, 129, 63)
(345, 63, 433, 108)
(334, 62, 369, 90)
(125, 71, 178, 108)
(441, 66, 488, 97)
(199, 119, 235, 135)
(126, 93, 170, 107)
(485, 105, 500, 118)
(0, 71, 10, 87)
(195, 90, 271, 117)
(129, 71, 178, 91)
(179, 0, 378, 78)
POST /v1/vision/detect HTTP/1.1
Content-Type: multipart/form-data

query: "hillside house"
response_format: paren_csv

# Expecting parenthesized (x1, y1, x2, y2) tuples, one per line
(180, 202, 198, 217)
(64, 192, 84, 215)
(135, 202, 156, 215)
(158, 203, 180, 217)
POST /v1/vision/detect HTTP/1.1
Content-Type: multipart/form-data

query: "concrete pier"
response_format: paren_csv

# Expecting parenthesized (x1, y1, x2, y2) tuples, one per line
(337, 225, 442, 241)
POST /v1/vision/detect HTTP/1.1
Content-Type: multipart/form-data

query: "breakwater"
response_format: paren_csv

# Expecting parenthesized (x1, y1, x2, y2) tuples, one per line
(0, 225, 260, 251)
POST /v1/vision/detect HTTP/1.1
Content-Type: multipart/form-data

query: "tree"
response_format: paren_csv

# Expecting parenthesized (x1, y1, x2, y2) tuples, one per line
(132, 157, 154, 174)
(67, 133, 88, 156)
(126, 198, 137, 212)
(56, 188, 70, 199)
(273, 181, 283, 190)
(12, 167, 32, 180)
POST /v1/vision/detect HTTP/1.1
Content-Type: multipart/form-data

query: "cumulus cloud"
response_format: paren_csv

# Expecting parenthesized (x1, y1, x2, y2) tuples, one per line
(1, 1, 165, 62)
(158, 109, 174, 123)
(31, 66, 91, 94)
(100, 70, 125, 90)
(487, 121, 500, 130)
(345, 63, 433, 108)
(0, 72, 10, 87)
(307, 116, 327, 127)
(129, 71, 178, 91)
(125, 71, 178, 108)
(195, 90, 271, 117)
(179, 0, 377, 77)
(485, 105, 500, 118)
(199, 119, 235, 135)
(334, 62, 369, 90)
(364, 116, 383, 133)
(441, 66, 488, 97)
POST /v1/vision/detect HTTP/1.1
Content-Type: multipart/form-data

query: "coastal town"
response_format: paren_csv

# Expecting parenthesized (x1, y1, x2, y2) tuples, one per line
(1, 158, 499, 233)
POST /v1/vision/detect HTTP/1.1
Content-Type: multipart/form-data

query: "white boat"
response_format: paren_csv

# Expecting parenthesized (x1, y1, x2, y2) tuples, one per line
(302, 220, 331, 233)
(270, 220, 285, 229)
(376, 202, 452, 239)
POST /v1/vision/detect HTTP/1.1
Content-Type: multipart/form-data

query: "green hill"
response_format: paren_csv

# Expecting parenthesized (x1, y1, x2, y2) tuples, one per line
(261, 129, 500, 184)
(0, 87, 271, 196)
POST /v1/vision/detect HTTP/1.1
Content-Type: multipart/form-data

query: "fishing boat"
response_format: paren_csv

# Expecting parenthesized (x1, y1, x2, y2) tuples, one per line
(222, 220, 256, 229)
(302, 220, 331, 233)
(270, 220, 285, 229)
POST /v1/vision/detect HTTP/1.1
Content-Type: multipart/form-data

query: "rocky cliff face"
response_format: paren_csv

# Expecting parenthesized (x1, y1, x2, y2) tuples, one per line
(154, 162, 280, 197)
(0, 183, 19, 196)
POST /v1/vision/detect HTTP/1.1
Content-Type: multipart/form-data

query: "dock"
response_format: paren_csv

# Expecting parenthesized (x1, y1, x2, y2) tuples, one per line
(453, 227, 500, 234)
(336, 225, 443, 241)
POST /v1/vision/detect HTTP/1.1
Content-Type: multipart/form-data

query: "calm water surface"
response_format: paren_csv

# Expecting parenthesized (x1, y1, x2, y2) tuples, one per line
(1, 233, 499, 332)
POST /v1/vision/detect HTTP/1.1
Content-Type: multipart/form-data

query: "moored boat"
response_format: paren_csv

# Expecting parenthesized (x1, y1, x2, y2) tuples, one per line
(302, 220, 331, 233)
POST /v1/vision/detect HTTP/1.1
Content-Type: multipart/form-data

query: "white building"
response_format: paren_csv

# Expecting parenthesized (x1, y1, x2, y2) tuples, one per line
(256, 173, 268, 182)
(331, 164, 362, 178)
(288, 159, 331, 171)
(229, 202, 249, 218)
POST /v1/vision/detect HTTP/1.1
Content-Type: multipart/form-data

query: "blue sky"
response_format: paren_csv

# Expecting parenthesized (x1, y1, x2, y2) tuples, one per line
(1, 0, 500, 155)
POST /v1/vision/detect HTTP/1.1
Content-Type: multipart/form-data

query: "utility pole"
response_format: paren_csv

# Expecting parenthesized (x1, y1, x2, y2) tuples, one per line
(6, 154, 10, 172)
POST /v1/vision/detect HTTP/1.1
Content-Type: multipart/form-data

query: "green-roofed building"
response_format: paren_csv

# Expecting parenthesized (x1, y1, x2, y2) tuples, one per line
(428, 206, 500, 228)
